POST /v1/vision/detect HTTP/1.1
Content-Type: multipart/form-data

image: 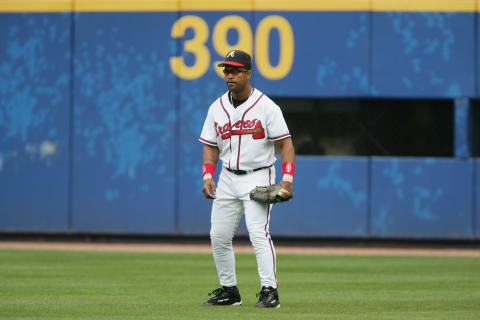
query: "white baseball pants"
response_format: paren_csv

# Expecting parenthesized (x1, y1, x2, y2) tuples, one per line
(210, 166, 278, 289)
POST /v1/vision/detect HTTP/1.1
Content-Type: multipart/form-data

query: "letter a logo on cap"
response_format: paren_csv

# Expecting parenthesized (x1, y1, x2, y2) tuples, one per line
(227, 50, 235, 58)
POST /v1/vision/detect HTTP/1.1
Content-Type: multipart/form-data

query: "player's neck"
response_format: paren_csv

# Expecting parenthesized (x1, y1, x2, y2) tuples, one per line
(231, 85, 253, 101)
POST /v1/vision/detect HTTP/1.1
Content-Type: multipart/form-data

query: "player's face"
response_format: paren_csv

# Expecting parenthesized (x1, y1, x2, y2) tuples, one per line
(223, 67, 251, 93)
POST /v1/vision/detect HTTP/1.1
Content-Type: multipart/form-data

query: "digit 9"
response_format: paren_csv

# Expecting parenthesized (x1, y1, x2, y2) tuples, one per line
(212, 15, 253, 78)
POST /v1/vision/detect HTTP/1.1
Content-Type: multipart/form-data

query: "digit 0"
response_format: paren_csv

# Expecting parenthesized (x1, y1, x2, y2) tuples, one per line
(212, 15, 253, 78)
(170, 15, 210, 80)
(255, 15, 294, 80)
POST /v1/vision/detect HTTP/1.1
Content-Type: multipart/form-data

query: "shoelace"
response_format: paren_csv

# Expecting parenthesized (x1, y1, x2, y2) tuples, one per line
(208, 288, 224, 297)
(256, 288, 271, 300)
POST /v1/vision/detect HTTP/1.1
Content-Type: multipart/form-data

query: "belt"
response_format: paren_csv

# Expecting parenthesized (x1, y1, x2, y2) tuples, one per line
(226, 165, 272, 175)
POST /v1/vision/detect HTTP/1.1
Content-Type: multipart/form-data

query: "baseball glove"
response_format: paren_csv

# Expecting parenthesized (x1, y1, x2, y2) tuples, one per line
(249, 183, 293, 204)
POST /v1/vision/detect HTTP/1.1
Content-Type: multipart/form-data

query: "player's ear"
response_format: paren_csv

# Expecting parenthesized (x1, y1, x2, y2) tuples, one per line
(246, 70, 252, 80)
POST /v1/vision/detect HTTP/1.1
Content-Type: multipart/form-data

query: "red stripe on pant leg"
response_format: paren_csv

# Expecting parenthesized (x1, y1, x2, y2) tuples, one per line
(265, 168, 272, 238)
(265, 202, 278, 288)
(268, 167, 272, 186)
(264, 167, 277, 287)
(268, 236, 278, 288)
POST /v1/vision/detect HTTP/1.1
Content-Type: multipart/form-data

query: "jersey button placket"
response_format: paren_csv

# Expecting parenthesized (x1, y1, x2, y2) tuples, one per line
(230, 115, 240, 170)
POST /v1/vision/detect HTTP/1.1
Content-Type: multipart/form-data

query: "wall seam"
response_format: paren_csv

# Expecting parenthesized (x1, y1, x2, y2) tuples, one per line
(367, 0, 375, 239)
(173, 1, 181, 234)
(473, 1, 478, 240)
(366, 157, 372, 238)
(473, 160, 477, 239)
(67, 1, 76, 231)
(475, 0, 479, 98)
(368, 0, 373, 97)
(251, 0, 256, 89)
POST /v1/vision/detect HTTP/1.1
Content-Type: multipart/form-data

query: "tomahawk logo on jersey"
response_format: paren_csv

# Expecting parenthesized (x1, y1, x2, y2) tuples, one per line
(199, 89, 290, 171)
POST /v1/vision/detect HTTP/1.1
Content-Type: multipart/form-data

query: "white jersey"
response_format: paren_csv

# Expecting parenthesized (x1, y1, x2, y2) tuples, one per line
(199, 89, 290, 171)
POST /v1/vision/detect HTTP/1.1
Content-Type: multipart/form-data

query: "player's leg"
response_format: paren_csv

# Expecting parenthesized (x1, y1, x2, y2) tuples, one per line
(244, 199, 278, 289)
(244, 199, 280, 308)
(210, 197, 244, 287)
(204, 198, 244, 306)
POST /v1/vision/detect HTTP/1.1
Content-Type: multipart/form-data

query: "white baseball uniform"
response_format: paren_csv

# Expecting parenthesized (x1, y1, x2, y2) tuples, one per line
(199, 88, 291, 289)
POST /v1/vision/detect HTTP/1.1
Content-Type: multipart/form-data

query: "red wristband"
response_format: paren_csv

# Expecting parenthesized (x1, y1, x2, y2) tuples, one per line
(282, 162, 295, 176)
(202, 163, 215, 177)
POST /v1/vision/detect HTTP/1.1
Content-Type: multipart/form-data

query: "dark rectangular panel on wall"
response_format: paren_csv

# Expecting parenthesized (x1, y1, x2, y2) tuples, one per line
(72, 12, 176, 234)
(476, 160, 480, 239)
(176, 11, 255, 235)
(0, 13, 71, 232)
(271, 157, 369, 237)
(253, 11, 370, 97)
(371, 11, 475, 98)
(370, 157, 474, 239)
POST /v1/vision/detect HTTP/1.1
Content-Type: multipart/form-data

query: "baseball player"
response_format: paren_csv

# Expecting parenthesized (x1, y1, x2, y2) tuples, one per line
(199, 50, 296, 308)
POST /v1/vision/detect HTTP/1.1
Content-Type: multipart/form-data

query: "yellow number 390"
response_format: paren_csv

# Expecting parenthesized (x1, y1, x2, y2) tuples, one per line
(169, 15, 294, 80)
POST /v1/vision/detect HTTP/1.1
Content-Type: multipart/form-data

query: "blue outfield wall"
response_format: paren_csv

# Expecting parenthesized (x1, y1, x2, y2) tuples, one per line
(269, 157, 369, 237)
(370, 158, 474, 239)
(0, 13, 72, 232)
(371, 12, 476, 98)
(1, 8, 480, 239)
(71, 12, 177, 234)
(252, 11, 370, 97)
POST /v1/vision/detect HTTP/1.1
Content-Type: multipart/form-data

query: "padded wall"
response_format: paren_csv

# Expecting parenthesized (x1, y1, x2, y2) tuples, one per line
(370, 158, 474, 239)
(1, 6, 479, 239)
(371, 12, 475, 97)
(271, 157, 369, 237)
(0, 13, 71, 231)
(71, 13, 176, 234)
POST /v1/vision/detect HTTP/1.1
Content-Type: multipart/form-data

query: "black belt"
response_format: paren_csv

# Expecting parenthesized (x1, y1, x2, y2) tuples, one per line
(226, 165, 272, 175)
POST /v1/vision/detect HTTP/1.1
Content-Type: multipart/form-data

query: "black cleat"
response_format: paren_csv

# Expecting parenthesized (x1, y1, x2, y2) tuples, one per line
(203, 286, 242, 306)
(255, 286, 280, 308)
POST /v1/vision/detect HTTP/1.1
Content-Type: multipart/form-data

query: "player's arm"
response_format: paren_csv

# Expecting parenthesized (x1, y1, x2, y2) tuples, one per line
(275, 137, 295, 193)
(202, 144, 219, 199)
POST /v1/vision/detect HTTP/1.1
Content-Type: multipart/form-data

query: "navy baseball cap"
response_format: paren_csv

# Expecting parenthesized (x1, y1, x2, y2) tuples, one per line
(217, 50, 252, 69)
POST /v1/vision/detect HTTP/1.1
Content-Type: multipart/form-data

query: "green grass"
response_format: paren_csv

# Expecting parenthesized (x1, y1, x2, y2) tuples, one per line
(0, 249, 479, 320)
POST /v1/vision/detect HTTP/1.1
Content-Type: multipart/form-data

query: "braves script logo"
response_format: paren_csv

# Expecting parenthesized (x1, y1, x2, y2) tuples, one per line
(215, 119, 265, 140)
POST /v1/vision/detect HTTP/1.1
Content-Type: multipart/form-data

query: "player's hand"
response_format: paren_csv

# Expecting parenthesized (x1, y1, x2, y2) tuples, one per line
(202, 178, 216, 199)
(280, 181, 293, 194)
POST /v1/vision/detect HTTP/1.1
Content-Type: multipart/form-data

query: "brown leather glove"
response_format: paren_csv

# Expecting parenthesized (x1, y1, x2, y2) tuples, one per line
(249, 183, 293, 204)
